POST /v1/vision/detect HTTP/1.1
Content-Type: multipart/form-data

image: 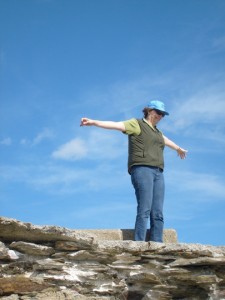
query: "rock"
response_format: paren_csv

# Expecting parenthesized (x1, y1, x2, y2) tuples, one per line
(0, 276, 50, 295)
(66, 250, 97, 261)
(0, 295, 19, 300)
(0, 216, 225, 299)
(0, 241, 11, 260)
(10, 241, 55, 256)
(95, 240, 153, 254)
(0, 217, 95, 247)
(55, 241, 86, 251)
(33, 258, 64, 271)
(74, 228, 178, 243)
(0, 242, 19, 261)
(169, 256, 225, 267)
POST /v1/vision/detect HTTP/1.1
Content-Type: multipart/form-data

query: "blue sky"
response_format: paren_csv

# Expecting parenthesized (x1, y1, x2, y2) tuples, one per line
(1, 0, 225, 246)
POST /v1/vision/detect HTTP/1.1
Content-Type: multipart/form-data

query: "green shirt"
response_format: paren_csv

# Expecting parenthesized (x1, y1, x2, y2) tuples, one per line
(123, 118, 159, 135)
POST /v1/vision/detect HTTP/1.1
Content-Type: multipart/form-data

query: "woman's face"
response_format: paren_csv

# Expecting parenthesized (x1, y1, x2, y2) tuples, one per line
(148, 109, 165, 125)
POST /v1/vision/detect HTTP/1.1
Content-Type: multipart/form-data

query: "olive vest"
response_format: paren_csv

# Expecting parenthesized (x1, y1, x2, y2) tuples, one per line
(128, 119, 165, 173)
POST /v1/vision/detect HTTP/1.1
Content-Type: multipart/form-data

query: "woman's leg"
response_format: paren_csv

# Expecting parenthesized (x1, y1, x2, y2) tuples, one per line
(131, 166, 154, 241)
(150, 171, 165, 242)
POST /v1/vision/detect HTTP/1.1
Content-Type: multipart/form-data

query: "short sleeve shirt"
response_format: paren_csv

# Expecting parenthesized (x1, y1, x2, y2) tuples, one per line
(123, 118, 159, 135)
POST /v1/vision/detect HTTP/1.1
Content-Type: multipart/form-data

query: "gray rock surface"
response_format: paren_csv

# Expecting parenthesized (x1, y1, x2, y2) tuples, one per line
(0, 217, 225, 299)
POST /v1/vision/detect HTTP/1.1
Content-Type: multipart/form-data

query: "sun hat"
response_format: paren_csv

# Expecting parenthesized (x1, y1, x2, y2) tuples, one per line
(148, 100, 169, 115)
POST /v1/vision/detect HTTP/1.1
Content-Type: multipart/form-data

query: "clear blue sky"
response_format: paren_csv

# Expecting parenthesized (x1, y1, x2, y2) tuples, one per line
(1, 0, 225, 246)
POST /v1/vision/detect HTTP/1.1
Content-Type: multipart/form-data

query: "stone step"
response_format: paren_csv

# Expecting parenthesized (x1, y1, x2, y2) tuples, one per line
(75, 229, 178, 243)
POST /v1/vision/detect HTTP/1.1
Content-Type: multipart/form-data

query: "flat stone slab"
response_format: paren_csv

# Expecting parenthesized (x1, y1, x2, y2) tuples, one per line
(75, 228, 178, 243)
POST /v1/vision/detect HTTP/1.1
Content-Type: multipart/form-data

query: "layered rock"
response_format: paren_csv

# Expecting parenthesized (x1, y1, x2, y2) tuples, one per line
(0, 217, 225, 299)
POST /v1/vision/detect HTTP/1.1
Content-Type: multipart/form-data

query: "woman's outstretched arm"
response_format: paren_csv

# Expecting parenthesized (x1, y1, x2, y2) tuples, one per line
(163, 135, 188, 159)
(80, 117, 126, 132)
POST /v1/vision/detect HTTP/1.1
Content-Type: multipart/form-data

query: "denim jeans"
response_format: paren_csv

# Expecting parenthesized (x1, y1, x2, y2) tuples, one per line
(131, 165, 165, 242)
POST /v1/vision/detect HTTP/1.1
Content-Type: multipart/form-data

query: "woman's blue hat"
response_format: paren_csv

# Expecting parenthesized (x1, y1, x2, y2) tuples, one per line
(148, 100, 169, 115)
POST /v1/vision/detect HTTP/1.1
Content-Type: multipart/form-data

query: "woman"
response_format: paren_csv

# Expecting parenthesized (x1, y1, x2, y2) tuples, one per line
(80, 100, 187, 242)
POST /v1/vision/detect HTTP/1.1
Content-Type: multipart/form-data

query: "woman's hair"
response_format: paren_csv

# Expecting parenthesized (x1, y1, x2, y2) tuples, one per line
(142, 107, 152, 118)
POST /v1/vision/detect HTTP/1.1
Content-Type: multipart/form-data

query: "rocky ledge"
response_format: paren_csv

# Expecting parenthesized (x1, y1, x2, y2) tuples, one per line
(0, 217, 225, 300)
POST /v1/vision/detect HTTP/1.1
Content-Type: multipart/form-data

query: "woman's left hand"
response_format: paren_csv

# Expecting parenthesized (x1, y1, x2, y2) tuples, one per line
(177, 147, 188, 159)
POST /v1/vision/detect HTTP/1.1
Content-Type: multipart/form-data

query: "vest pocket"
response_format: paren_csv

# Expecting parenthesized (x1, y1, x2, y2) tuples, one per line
(133, 151, 145, 158)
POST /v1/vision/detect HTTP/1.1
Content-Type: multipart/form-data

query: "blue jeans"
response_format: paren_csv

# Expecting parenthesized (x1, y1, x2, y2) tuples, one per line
(131, 165, 165, 242)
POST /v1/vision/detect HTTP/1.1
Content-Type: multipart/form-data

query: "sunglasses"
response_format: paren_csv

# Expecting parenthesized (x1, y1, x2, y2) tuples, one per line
(154, 109, 165, 117)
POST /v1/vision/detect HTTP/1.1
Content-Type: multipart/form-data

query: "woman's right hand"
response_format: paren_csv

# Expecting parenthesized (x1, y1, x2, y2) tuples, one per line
(80, 118, 94, 126)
